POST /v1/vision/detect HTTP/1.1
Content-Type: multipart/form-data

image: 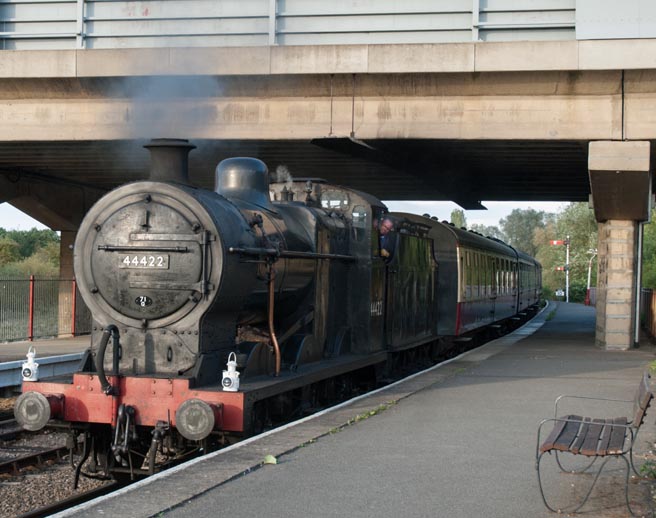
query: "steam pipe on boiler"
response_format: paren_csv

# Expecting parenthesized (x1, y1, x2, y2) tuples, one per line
(267, 266, 281, 377)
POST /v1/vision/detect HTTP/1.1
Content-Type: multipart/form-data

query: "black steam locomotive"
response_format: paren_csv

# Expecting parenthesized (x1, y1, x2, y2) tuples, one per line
(15, 139, 541, 481)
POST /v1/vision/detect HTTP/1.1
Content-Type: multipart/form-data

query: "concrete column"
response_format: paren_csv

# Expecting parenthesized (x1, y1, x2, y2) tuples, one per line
(595, 221, 637, 350)
(588, 141, 651, 350)
(57, 231, 76, 337)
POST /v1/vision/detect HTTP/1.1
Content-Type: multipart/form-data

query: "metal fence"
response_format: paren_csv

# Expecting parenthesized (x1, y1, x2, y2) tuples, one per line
(0, 277, 91, 343)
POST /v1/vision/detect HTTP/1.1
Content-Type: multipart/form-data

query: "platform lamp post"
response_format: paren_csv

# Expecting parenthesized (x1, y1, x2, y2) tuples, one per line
(550, 236, 571, 303)
(585, 248, 597, 306)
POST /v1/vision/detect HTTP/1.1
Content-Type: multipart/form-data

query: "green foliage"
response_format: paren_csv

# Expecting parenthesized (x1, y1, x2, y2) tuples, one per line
(450, 209, 467, 229)
(533, 202, 597, 300)
(0, 228, 60, 277)
(568, 283, 588, 304)
(541, 286, 555, 300)
(640, 460, 656, 479)
(642, 212, 656, 289)
(468, 223, 507, 241)
(500, 208, 546, 257)
(0, 236, 20, 266)
(0, 227, 59, 260)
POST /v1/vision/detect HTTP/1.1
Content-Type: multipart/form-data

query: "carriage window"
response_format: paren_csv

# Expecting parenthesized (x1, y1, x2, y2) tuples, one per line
(352, 205, 367, 223)
(472, 252, 481, 298)
(351, 205, 367, 242)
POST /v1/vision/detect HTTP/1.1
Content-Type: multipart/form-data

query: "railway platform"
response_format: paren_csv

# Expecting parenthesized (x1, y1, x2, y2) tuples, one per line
(0, 335, 88, 363)
(53, 303, 656, 518)
(0, 336, 89, 392)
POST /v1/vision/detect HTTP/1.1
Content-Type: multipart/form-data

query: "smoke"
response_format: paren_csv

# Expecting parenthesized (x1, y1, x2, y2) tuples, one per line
(272, 165, 293, 184)
(93, 76, 227, 183)
(109, 76, 225, 140)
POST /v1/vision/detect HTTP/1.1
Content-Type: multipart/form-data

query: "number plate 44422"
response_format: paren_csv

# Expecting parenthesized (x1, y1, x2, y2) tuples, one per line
(119, 255, 169, 269)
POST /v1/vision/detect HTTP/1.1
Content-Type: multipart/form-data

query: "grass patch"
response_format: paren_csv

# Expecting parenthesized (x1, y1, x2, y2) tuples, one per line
(329, 401, 397, 435)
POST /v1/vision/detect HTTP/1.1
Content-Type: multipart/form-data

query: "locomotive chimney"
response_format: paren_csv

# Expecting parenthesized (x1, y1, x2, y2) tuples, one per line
(144, 138, 196, 185)
(215, 157, 273, 209)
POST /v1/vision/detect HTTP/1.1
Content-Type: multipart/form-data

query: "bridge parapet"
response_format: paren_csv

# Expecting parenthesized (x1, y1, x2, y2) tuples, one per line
(1, 0, 576, 51)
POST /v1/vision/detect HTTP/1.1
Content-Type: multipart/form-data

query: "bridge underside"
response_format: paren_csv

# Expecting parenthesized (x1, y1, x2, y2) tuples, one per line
(1, 51, 654, 219)
(0, 138, 590, 215)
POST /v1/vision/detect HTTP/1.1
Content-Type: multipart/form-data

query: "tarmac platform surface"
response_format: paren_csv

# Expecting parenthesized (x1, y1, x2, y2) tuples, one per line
(54, 302, 656, 518)
(0, 335, 89, 362)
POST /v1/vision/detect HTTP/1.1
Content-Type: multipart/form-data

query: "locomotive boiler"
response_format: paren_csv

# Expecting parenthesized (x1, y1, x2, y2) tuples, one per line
(14, 139, 541, 482)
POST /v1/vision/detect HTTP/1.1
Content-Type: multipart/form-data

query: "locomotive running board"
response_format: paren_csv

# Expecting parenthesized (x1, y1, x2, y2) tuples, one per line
(238, 351, 389, 402)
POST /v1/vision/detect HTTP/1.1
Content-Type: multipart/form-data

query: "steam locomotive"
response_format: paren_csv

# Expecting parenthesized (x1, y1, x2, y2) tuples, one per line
(14, 139, 541, 482)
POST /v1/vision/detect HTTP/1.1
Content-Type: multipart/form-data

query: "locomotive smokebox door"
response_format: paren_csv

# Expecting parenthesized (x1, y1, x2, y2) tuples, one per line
(89, 197, 210, 322)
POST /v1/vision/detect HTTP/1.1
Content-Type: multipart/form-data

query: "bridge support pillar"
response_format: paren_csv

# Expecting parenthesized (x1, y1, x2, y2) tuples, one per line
(58, 231, 76, 337)
(588, 141, 651, 350)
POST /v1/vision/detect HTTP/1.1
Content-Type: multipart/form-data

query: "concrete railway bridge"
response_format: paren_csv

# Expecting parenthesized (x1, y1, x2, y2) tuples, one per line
(0, 0, 654, 349)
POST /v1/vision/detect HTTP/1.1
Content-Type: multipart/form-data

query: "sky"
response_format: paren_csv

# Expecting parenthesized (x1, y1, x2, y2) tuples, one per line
(383, 200, 565, 227)
(0, 200, 566, 231)
(0, 204, 48, 230)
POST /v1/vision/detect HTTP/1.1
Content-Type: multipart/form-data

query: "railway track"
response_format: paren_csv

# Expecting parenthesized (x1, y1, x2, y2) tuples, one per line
(16, 482, 121, 518)
(0, 445, 70, 475)
(0, 417, 22, 440)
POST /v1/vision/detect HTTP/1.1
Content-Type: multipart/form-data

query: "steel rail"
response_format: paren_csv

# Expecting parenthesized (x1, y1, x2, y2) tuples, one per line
(0, 445, 69, 475)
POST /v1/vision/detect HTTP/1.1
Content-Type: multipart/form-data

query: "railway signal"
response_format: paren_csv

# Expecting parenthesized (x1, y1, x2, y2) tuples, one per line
(551, 235, 570, 303)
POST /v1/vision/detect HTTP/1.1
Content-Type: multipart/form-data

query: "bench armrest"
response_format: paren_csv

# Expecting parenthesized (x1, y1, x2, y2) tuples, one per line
(554, 395, 633, 418)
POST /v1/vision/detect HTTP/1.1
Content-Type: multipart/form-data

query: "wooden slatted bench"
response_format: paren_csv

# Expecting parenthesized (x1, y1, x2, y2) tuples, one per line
(536, 372, 653, 516)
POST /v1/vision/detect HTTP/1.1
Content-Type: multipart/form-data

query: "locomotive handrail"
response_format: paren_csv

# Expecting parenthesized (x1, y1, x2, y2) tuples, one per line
(97, 245, 189, 253)
(229, 246, 356, 262)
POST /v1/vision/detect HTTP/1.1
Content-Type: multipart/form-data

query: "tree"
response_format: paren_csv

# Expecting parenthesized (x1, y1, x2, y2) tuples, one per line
(0, 228, 60, 277)
(468, 223, 507, 241)
(0, 242, 60, 277)
(533, 202, 597, 302)
(642, 210, 656, 288)
(450, 209, 467, 229)
(499, 208, 546, 256)
(4, 228, 59, 259)
(555, 203, 598, 292)
(0, 236, 20, 266)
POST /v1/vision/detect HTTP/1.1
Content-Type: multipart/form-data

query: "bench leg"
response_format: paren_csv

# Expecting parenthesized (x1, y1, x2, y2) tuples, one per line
(619, 454, 641, 517)
(537, 452, 631, 515)
(629, 447, 642, 478)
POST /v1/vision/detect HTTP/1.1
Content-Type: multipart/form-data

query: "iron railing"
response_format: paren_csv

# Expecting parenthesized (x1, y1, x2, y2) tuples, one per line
(0, 277, 90, 342)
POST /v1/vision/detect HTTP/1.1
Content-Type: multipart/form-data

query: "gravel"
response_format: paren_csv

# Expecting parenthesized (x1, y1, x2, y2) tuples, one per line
(0, 407, 110, 518)
(0, 458, 109, 517)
